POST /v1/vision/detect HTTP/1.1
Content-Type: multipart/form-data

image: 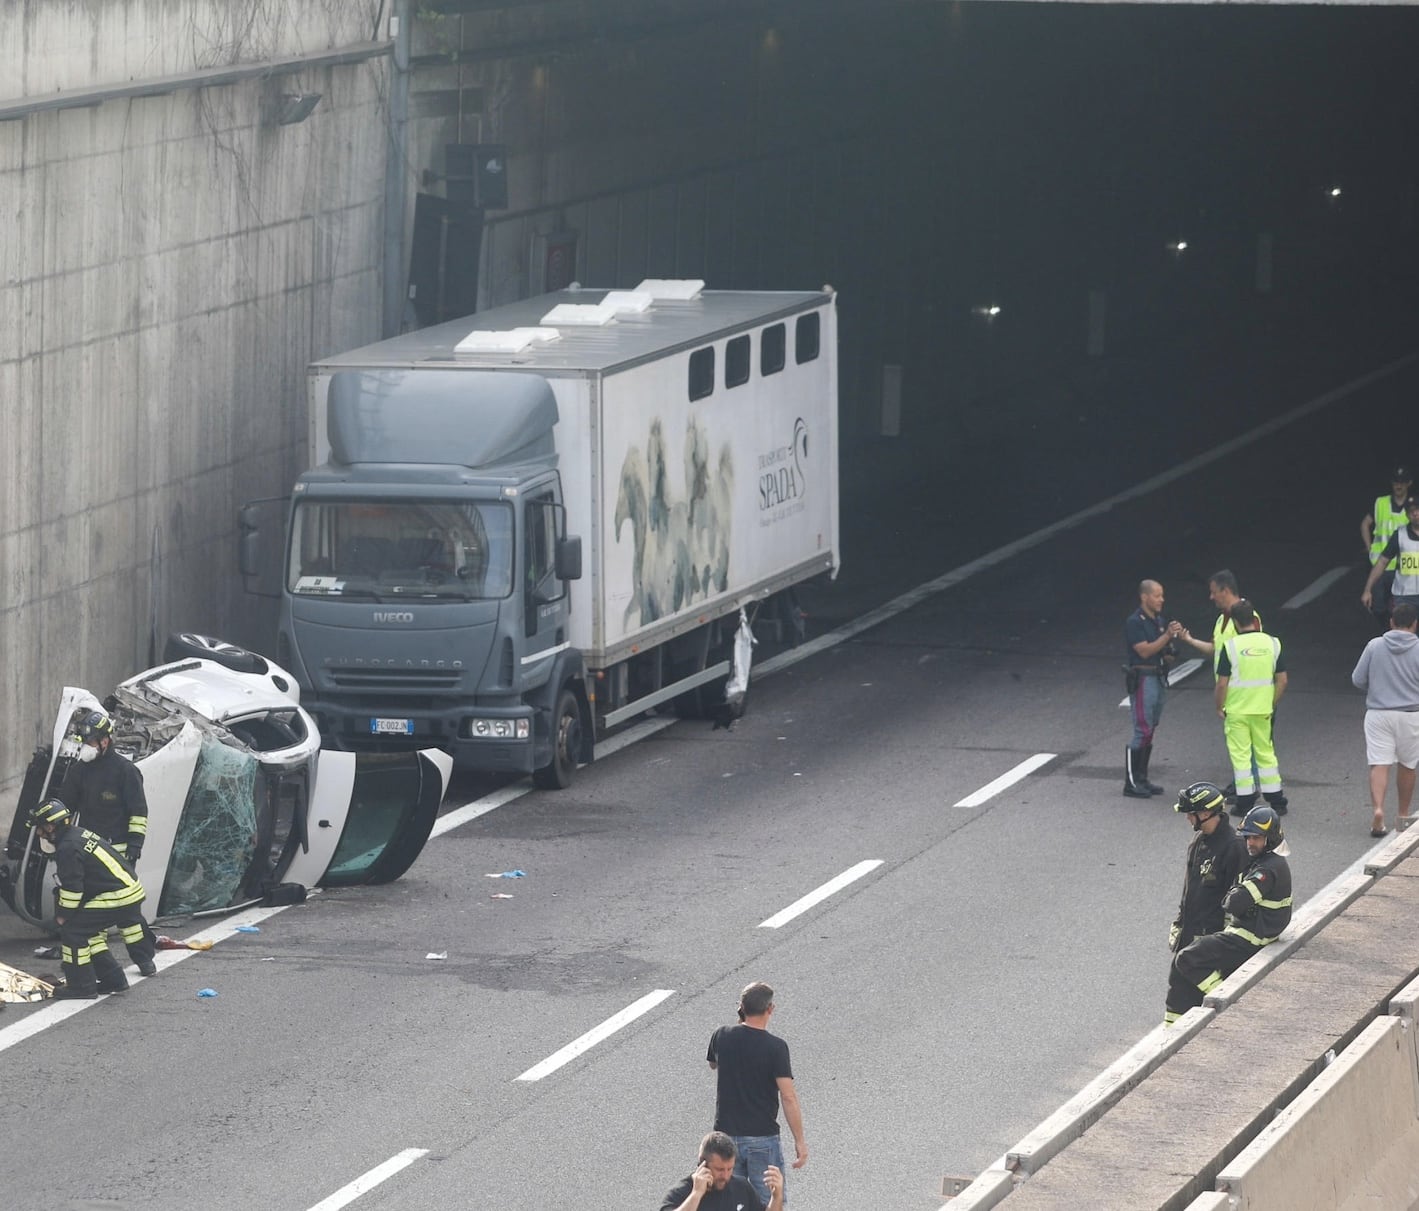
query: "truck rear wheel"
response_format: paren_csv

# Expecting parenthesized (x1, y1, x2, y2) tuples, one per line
(533, 688, 581, 790)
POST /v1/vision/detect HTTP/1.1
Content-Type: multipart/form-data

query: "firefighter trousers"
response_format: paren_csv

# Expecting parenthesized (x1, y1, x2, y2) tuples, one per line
(1165, 930, 1261, 1023)
(60, 905, 156, 993)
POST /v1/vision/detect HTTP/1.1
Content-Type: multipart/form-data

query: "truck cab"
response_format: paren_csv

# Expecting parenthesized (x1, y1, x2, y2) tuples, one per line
(268, 368, 589, 786)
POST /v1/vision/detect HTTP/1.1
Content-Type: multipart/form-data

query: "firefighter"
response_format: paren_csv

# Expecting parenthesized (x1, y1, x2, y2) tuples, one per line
(1164, 783, 1247, 1024)
(31, 798, 157, 999)
(58, 710, 148, 861)
(1169, 805, 1292, 1015)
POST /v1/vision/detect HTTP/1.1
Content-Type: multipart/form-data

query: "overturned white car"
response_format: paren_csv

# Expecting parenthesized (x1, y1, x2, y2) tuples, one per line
(1, 636, 451, 931)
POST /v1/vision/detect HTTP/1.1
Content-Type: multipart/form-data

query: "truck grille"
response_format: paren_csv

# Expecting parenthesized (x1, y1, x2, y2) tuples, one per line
(328, 667, 462, 691)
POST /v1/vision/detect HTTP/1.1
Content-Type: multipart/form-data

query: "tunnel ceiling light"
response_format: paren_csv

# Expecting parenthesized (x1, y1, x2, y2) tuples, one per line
(1329, 186, 1343, 198)
(971, 304, 1002, 319)
(1167, 240, 1188, 254)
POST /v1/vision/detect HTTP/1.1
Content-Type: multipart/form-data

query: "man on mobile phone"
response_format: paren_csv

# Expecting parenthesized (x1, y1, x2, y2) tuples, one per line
(705, 982, 807, 1207)
(659, 1132, 782, 1211)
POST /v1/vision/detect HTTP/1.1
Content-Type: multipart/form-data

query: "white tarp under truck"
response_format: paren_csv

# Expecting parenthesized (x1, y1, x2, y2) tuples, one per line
(241, 281, 840, 787)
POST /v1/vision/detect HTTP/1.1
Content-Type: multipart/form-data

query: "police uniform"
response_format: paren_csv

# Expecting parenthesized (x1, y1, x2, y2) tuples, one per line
(59, 746, 149, 859)
(1164, 813, 1247, 1023)
(52, 822, 157, 995)
(1172, 845, 1292, 1003)
(1217, 629, 1286, 812)
(1368, 486, 1410, 618)
(1123, 605, 1174, 796)
(1375, 522, 1419, 609)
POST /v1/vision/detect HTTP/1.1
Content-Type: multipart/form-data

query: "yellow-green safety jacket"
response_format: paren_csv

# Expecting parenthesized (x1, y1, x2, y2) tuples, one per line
(1221, 631, 1281, 715)
(1372, 493, 1409, 571)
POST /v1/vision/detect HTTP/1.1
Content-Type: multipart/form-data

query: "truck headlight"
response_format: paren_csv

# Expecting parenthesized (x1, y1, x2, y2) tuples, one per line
(468, 718, 529, 740)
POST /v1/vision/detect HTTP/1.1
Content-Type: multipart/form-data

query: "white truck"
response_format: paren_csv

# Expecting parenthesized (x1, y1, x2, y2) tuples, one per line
(241, 281, 839, 787)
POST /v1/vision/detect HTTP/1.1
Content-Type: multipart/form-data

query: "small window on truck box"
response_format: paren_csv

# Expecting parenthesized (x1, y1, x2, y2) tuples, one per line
(795, 313, 820, 364)
(725, 335, 750, 389)
(689, 347, 715, 401)
(761, 324, 786, 376)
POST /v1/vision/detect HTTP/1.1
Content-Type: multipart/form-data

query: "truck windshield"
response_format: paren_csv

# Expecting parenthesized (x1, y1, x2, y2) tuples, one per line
(288, 499, 513, 599)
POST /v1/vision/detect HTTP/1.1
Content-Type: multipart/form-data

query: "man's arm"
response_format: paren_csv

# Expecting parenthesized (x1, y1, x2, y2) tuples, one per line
(661, 1171, 711, 1211)
(1132, 626, 1180, 661)
(1214, 675, 1229, 718)
(777, 1077, 808, 1169)
(1362, 511, 1376, 556)
(1363, 537, 1399, 606)
(1273, 670, 1288, 707)
(1180, 629, 1214, 655)
(1353, 644, 1373, 690)
(124, 762, 148, 859)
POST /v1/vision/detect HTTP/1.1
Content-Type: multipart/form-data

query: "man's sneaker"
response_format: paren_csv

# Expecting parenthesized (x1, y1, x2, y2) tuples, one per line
(136, 960, 157, 978)
(52, 984, 98, 1001)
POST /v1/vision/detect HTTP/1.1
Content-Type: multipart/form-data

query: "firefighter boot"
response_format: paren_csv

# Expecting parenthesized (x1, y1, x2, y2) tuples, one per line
(1138, 744, 1166, 795)
(1264, 790, 1289, 817)
(1124, 749, 1151, 799)
(54, 961, 97, 1000)
(92, 948, 129, 995)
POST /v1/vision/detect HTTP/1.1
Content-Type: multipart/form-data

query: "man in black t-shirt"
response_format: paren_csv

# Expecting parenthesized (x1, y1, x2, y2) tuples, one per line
(706, 982, 807, 1207)
(659, 1132, 782, 1211)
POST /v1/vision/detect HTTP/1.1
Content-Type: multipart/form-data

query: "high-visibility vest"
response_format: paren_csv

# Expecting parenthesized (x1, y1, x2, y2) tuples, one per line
(1395, 528, 1419, 597)
(1372, 494, 1408, 569)
(1222, 631, 1280, 715)
(1211, 606, 1262, 677)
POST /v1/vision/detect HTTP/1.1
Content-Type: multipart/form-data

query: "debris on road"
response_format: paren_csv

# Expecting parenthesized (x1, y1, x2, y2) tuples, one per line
(490, 893, 514, 900)
(196, 988, 218, 998)
(156, 935, 214, 951)
(234, 925, 260, 933)
(485, 870, 526, 878)
(1, 960, 54, 1003)
(33, 946, 59, 960)
(425, 951, 448, 960)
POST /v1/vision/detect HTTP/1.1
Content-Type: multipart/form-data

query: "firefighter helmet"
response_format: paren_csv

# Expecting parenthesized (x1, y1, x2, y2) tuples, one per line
(1175, 782, 1226, 816)
(30, 798, 73, 829)
(1238, 804, 1283, 848)
(76, 710, 112, 744)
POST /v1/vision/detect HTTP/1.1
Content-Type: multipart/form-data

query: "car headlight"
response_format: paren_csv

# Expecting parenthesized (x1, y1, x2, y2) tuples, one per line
(468, 718, 529, 740)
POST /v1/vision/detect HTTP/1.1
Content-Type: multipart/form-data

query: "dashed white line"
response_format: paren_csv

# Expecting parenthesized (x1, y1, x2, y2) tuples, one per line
(954, 753, 1056, 808)
(757, 859, 884, 929)
(306, 1148, 430, 1211)
(515, 989, 676, 1082)
(1282, 565, 1352, 609)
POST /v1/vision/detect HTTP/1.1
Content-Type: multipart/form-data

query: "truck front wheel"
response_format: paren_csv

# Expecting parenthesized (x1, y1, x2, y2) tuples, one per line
(533, 688, 581, 790)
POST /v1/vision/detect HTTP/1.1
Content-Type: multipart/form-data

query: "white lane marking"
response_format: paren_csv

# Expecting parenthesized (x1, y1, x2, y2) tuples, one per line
(515, 989, 676, 1082)
(0, 901, 301, 1055)
(1282, 566, 1352, 609)
(954, 753, 1056, 808)
(761, 352, 1419, 686)
(306, 1148, 430, 1211)
(757, 860, 884, 929)
(1117, 658, 1205, 707)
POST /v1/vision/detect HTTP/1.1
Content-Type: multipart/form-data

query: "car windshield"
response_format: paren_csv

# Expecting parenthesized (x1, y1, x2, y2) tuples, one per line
(288, 499, 513, 599)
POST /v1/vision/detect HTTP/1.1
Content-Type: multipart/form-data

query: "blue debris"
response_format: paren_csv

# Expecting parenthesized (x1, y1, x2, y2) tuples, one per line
(486, 870, 526, 878)
(197, 988, 219, 998)
(234, 925, 260, 933)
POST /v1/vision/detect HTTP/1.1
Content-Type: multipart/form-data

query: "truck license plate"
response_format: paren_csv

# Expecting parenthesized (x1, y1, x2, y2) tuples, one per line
(370, 718, 414, 736)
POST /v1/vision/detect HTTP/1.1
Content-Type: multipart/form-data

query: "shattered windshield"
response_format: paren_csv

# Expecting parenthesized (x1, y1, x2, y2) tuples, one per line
(288, 499, 513, 599)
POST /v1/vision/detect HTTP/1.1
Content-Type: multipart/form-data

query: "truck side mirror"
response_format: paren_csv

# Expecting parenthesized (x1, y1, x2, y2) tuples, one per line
(555, 535, 582, 582)
(239, 530, 262, 579)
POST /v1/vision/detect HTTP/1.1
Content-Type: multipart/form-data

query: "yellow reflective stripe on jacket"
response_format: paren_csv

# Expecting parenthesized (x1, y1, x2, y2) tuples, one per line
(57, 889, 82, 909)
(80, 842, 146, 908)
(1224, 926, 1277, 947)
(1238, 880, 1292, 911)
(129, 816, 148, 836)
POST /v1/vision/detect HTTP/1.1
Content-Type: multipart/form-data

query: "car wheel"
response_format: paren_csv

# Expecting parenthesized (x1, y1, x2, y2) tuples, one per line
(532, 688, 581, 790)
(163, 633, 268, 675)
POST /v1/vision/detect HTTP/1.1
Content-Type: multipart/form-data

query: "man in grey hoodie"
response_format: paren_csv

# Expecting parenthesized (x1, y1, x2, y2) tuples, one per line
(1352, 603, 1419, 836)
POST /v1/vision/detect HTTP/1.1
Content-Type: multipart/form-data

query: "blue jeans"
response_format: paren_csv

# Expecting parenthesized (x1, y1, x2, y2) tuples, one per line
(731, 1134, 786, 1207)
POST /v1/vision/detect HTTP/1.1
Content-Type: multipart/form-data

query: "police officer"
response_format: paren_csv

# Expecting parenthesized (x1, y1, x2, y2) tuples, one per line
(1215, 600, 1288, 818)
(1361, 465, 1413, 625)
(1363, 496, 1419, 616)
(58, 710, 148, 862)
(1123, 579, 1183, 798)
(31, 798, 158, 998)
(1164, 783, 1247, 1024)
(1170, 805, 1292, 1010)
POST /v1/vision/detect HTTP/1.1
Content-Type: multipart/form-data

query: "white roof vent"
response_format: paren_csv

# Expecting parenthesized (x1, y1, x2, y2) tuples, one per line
(600, 290, 654, 314)
(540, 301, 618, 326)
(634, 278, 704, 301)
(455, 326, 561, 355)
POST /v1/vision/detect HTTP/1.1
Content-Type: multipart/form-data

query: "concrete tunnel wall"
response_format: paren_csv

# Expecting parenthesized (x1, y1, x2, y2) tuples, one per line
(0, 0, 391, 809)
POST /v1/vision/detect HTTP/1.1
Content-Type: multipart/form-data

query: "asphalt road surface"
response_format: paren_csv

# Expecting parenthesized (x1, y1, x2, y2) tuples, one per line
(3, 347, 1418, 1211)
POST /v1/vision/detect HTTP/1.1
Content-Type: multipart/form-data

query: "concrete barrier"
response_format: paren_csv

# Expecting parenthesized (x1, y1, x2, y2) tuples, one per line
(1213, 1015, 1419, 1210)
(940, 1165, 1014, 1210)
(1004, 1007, 1213, 1176)
(1363, 823, 1419, 876)
(1181, 1194, 1229, 1211)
